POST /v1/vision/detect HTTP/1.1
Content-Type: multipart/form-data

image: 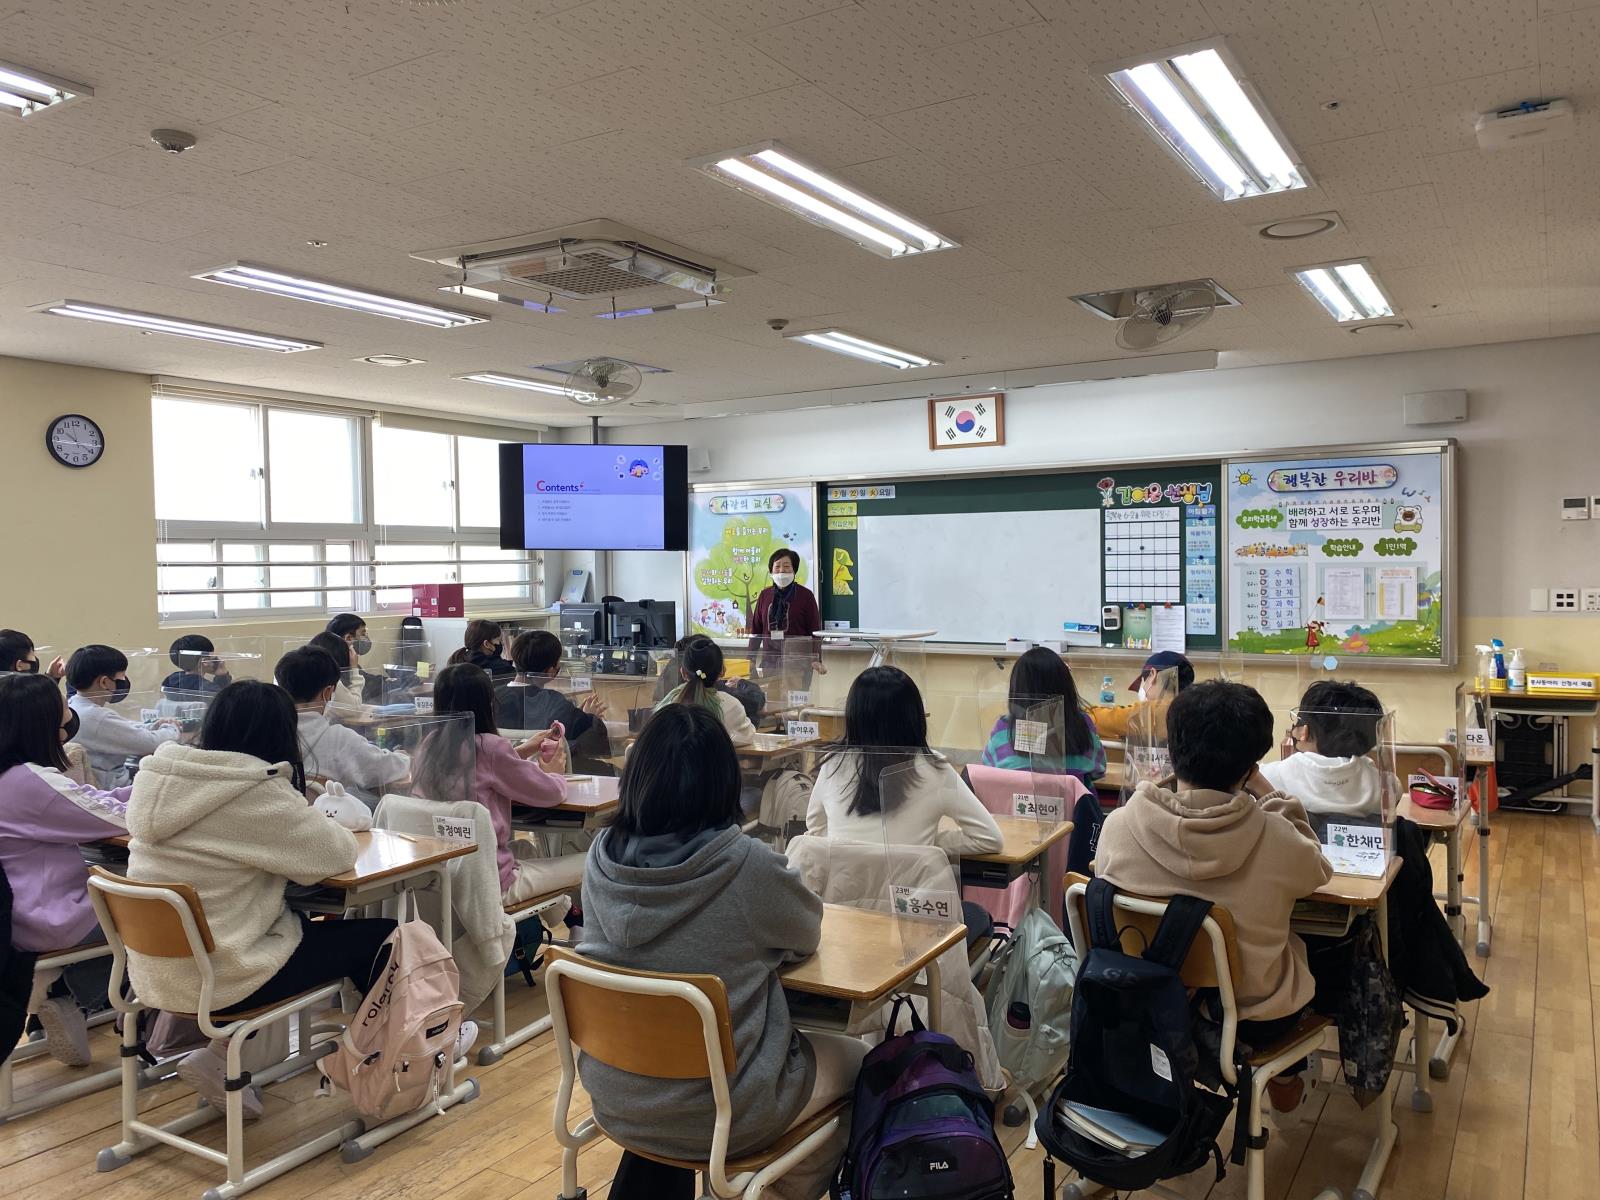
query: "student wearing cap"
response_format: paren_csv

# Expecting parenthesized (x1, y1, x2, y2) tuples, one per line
(1085, 650, 1195, 742)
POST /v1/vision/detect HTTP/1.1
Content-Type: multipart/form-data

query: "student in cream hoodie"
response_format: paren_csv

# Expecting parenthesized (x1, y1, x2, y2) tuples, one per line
(1262, 681, 1397, 839)
(1095, 680, 1332, 1113)
(125, 680, 402, 1117)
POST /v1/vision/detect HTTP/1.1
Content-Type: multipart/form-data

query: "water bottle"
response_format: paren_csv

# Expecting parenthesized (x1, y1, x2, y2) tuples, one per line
(1100, 674, 1116, 705)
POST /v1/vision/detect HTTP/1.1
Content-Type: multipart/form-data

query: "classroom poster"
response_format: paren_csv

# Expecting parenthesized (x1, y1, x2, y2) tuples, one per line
(1224, 452, 1444, 659)
(687, 487, 815, 638)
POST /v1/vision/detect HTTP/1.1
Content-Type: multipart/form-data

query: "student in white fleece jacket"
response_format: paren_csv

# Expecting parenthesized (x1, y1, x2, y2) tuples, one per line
(806, 667, 1001, 857)
(126, 680, 398, 1115)
(1262, 680, 1396, 836)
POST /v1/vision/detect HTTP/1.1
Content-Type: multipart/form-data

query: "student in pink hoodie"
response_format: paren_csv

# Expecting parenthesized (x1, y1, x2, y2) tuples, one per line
(418, 664, 572, 905)
(0, 672, 128, 1066)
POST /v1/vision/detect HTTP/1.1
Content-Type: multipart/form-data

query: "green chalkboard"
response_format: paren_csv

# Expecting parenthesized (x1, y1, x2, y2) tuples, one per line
(819, 463, 1223, 649)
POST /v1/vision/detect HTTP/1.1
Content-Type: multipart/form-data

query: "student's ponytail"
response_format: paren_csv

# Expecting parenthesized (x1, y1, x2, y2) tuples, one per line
(677, 636, 724, 715)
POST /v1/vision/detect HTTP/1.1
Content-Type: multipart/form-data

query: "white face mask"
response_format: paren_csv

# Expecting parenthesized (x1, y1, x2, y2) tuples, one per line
(1137, 684, 1148, 702)
(771, 571, 795, 588)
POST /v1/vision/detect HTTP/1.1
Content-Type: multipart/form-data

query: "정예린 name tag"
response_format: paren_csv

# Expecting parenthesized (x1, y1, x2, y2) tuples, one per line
(432, 814, 477, 843)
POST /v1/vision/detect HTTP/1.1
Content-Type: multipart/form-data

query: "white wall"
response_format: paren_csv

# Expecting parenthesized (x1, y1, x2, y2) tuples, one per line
(603, 333, 1600, 740)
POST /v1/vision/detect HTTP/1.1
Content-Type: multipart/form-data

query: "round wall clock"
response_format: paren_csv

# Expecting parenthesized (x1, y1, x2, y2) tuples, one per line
(46, 413, 105, 468)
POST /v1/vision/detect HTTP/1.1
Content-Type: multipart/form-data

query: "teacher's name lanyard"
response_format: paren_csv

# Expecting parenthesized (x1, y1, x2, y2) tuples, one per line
(770, 585, 795, 641)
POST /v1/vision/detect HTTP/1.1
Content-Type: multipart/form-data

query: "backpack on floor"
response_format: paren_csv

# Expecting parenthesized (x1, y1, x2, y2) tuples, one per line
(321, 917, 463, 1123)
(833, 998, 1013, 1200)
(983, 905, 1077, 1095)
(1037, 878, 1231, 1193)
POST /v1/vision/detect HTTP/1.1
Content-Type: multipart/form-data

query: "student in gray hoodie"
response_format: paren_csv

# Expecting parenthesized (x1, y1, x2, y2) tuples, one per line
(579, 704, 866, 1200)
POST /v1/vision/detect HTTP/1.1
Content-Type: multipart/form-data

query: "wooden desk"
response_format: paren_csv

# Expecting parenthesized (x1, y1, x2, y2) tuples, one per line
(1307, 857, 1402, 910)
(321, 829, 475, 892)
(960, 816, 1073, 888)
(739, 735, 824, 763)
(1096, 760, 1127, 798)
(781, 903, 965, 1030)
(511, 776, 619, 850)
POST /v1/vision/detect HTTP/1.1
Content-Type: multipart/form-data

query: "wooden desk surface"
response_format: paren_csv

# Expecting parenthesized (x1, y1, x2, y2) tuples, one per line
(1097, 761, 1126, 793)
(551, 775, 620, 813)
(1396, 796, 1472, 831)
(781, 904, 966, 1002)
(964, 815, 1074, 866)
(740, 735, 825, 760)
(1308, 857, 1401, 908)
(322, 829, 476, 889)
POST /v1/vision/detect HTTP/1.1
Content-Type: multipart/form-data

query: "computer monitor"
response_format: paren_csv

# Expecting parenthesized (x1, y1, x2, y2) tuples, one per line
(609, 600, 676, 649)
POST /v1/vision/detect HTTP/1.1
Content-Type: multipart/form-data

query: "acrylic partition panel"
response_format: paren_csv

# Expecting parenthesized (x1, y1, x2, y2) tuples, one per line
(272, 635, 436, 709)
(1119, 666, 1180, 804)
(155, 648, 266, 698)
(1454, 681, 1494, 812)
(494, 663, 618, 774)
(1280, 706, 1398, 877)
(347, 710, 478, 811)
(65, 687, 211, 790)
(108, 647, 166, 695)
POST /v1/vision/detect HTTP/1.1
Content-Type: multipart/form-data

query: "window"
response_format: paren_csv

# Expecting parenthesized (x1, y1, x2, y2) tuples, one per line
(153, 391, 535, 621)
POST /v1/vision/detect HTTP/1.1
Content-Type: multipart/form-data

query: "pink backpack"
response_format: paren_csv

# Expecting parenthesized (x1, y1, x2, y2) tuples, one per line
(321, 919, 463, 1123)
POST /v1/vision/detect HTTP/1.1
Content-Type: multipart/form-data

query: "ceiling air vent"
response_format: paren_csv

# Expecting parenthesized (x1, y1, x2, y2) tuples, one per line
(1072, 278, 1241, 321)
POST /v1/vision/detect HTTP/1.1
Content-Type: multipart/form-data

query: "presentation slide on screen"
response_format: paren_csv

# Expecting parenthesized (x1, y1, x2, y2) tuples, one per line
(521, 444, 666, 550)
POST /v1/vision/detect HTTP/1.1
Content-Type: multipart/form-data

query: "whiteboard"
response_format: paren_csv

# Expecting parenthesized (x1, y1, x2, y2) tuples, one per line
(858, 509, 1102, 644)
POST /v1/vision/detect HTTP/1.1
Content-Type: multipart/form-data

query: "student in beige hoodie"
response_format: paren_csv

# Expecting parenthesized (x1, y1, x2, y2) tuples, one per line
(1095, 679, 1333, 1111)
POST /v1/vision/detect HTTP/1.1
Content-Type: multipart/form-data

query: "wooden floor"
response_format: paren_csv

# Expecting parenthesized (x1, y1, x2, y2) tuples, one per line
(6, 810, 1597, 1200)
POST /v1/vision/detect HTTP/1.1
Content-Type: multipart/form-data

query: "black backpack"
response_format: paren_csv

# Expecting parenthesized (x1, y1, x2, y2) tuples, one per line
(1037, 878, 1232, 1192)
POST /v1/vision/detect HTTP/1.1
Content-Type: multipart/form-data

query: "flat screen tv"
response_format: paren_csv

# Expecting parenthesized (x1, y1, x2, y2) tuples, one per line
(498, 443, 688, 551)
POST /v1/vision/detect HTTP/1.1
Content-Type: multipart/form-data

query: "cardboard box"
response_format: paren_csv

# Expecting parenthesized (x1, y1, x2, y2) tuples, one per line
(411, 583, 464, 617)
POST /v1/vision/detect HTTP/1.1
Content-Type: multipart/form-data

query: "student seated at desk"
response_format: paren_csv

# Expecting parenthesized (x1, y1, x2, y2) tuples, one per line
(0, 672, 127, 1065)
(308, 631, 371, 724)
(125, 680, 430, 1116)
(809, 667, 1002, 856)
(66, 645, 179, 789)
(418, 663, 572, 906)
(447, 618, 516, 679)
(651, 636, 758, 748)
(579, 704, 867, 1200)
(1085, 650, 1194, 742)
(275, 647, 410, 805)
(1094, 680, 1332, 1112)
(160, 634, 232, 697)
(326, 612, 401, 703)
(0, 628, 65, 680)
(498, 630, 610, 753)
(983, 647, 1107, 785)
(1263, 681, 1393, 837)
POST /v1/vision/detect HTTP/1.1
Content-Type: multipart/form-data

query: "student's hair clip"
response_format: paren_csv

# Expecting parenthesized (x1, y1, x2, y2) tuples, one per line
(694, 669, 708, 681)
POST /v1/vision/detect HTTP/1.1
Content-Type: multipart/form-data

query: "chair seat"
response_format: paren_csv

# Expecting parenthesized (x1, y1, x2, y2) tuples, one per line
(617, 1097, 850, 1176)
(36, 940, 108, 961)
(505, 887, 574, 917)
(1244, 1013, 1332, 1068)
(171, 983, 345, 1024)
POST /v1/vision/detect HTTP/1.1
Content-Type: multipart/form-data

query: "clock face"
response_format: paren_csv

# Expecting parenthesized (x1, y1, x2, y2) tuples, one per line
(47, 414, 105, 469)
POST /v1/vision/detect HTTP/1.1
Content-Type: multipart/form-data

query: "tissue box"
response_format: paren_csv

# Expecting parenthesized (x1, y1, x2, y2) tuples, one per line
(411, 583, 464, 617)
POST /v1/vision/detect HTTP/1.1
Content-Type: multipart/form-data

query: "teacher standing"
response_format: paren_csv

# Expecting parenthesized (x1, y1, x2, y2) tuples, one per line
(748, 548, 825, 687)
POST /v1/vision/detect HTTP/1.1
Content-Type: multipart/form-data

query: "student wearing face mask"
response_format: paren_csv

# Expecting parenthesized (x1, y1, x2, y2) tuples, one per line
(65, 645, 180, 789)
(308, 632, 371, 725)
(326, 612, 392, 703)
(275, 647, 410, 804)
(1085, 650, 1195, 742)
(447, 619, 516, 679)
(747, 548, 824, 686)
(0, 628, 66, 681)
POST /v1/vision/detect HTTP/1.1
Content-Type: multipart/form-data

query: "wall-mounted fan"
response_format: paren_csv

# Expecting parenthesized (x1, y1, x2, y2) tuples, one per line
(1115, 283, 1218, 351)
(564, 357, 644, 406)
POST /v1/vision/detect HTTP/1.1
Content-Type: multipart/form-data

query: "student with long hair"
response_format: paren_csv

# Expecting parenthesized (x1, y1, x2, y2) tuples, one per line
(807, 666, 1001, 855)
(126, 680, 413, 1116)
(0, 672, 128, 1065)
(982, 647, 1106, 785)
(580, 704, 865, 1200)
(650, 636, 757, 747)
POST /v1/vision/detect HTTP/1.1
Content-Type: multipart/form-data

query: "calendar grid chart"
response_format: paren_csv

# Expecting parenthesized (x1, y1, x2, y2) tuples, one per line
(1102, 507, 1182, 604)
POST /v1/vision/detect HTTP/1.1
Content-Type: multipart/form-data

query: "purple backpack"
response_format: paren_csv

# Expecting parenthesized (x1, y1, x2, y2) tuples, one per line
(833, 999, 1013, 1200)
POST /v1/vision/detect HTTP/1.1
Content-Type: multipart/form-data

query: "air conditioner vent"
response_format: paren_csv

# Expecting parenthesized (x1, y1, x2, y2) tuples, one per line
(503, 247, 672, 297)
(1072, 278, 1241, 321)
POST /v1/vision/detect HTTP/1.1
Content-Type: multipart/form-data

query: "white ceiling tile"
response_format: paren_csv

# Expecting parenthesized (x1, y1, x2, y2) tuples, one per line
(1204, 0, 1386, 61)
(685, 0, 858, 36)
(1026, 0, 1218, 63)
(1308, 129, 1433, 198)
(1538, 7, 1600, 100)
(856, 0, 1044, 50)
(1405, 67, 1544, 156)
(1383, 263, 1474, 314)
(1371, 0, 1538, 89)
(1244, 52, 1407, 148)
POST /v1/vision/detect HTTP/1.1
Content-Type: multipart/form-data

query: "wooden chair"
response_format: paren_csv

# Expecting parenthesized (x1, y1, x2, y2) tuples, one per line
(544, 945, 850, 1200)
(1055, 874, 1336, 1200)
(87, 867, 358, 1200)
(0, 940, 142, 1121)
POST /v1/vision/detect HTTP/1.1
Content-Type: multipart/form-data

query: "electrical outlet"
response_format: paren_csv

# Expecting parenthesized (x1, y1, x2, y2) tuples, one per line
(1583, 588, 1600, 613)
(1553, 588, 1579, 611)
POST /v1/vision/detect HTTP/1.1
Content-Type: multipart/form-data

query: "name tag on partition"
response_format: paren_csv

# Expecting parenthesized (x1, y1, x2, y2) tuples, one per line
(786, 720, 821, 741)
(1323, 823, 1386, 876)
(570, 674, 594, 693)
(889, 884, 959, 923)
(1461, 727, 1493, 764)
(1012, 793, 1064, 822)
(432, 815, 477, 843)
(415, 696, 434, 715)
(786, 690, 812, 708)
(1013, 719, 1049, 755)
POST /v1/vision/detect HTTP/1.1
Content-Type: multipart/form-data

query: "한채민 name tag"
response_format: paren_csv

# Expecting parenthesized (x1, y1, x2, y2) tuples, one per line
(1323, 823, 1386, 876)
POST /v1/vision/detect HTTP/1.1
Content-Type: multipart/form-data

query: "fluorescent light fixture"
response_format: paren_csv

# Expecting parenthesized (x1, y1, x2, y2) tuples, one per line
(1105, 40, 1306, 200)
(0, 59, 91, 117)
(194, 262, 486, 328)
(456, 372, 578, 397)
(784, 328, 939, 370)
(692, 141, 957, 258)
(438, 282, 565, 314)
(36, 301, 321, 352)
(595, 297, 726, 319)
(1289, 258, 1396, 324)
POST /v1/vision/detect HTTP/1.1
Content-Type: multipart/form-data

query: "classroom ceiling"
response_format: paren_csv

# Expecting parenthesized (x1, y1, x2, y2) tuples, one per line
(1, 0, 1597, 427)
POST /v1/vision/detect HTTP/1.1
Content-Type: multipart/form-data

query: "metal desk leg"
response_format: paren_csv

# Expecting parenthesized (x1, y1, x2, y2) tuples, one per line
(923, 955, 943, 1032)
(1474, 808, 1493, 959)
(1409, 1009, 1433, 1112)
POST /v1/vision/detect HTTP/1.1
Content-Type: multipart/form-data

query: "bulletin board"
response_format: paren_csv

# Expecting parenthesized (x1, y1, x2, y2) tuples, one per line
(818, 463, 1224, 650)
(686, 483, 817, 638)
(1223, 442, 1453, 663)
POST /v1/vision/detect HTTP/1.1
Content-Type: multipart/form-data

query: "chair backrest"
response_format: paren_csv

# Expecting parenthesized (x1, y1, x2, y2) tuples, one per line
(967, 764, 1088, 815)
(87, 865, 215, 958)
(543, 944, 736, 1080)
(1062, 872, 1239, 990)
